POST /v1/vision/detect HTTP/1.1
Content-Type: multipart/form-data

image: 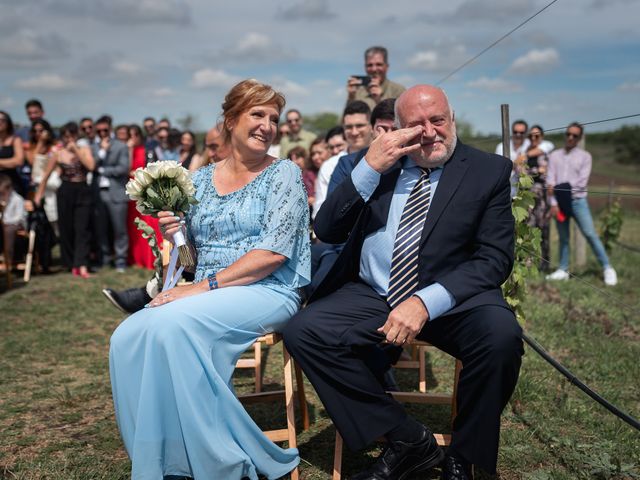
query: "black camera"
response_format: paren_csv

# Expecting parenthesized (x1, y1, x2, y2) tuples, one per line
(352, 75, 372, 87)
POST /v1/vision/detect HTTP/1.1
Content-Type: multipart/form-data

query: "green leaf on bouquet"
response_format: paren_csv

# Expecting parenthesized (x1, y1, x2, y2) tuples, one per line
(169, 186, 181, 208)
(146, 187, 159, 199)
(134, 217, 162, 280)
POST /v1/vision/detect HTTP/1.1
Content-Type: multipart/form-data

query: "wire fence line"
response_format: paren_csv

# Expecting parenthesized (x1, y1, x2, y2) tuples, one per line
(519, 245, 640, 316)
(613, 240, 640, 254)
(436, 0, 561, 85)
(466, 112, 640, 150)
(534, 187, 640, 198)
(522, 332, 640, 431)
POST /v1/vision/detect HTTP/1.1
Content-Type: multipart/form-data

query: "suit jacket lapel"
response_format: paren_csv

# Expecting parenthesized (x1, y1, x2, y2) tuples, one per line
(419, 142, 470, 247)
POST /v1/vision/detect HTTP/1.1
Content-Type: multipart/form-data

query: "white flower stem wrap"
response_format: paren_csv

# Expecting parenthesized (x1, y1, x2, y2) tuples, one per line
(126, 161, 198, 268)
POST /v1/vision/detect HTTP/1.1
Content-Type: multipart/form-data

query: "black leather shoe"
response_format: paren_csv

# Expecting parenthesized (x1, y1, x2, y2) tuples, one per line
(102, 287, 151, 314)
(441, 454, 473, 480)
(350, 424, 444, 480)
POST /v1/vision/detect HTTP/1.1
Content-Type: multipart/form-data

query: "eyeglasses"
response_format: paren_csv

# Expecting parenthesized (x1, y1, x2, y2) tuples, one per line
(565, 132, 581, 139)
(344, 123, 368, 131)
(286, 118, 301, 124)
(82, 126, 93, 131)
(512, 130, 526, 136)
(96, 128, 109, 134)
(528, 133, 541, 139)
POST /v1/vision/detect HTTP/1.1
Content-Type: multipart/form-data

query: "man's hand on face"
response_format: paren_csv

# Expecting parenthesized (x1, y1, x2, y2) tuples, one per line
(100, 136, 110, 150)
(377, 296, 430, 346)
(365, 126, 422, 173)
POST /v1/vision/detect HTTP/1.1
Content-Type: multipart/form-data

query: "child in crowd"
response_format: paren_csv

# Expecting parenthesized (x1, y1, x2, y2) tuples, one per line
(0, 173, 27, 268)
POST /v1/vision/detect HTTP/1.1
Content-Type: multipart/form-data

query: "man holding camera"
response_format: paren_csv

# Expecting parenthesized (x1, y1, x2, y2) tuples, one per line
(346, 46, 406, 110)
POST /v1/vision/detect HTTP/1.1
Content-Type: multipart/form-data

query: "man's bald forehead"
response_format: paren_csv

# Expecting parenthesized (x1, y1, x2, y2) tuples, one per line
(206, 123, 224, 140)
(395, 85, 453, 125)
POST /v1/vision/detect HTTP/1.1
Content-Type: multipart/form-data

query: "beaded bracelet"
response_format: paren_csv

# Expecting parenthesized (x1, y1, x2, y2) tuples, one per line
(207, 272, 219, 290)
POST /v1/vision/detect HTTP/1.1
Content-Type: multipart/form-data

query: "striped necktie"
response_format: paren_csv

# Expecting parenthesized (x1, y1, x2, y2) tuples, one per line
(387, 168, 432, 308)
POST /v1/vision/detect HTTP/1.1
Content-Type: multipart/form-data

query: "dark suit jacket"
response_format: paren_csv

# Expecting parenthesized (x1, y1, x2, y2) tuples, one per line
(92, 140, 130, 203)
(311, 140, 515, 316)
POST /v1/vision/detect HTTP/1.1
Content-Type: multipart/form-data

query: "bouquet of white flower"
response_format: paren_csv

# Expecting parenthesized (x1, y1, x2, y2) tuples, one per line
(126, 161, 198, 267)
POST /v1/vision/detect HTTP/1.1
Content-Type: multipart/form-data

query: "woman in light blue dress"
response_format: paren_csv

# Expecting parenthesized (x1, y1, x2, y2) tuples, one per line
(109, 79, 311, 480)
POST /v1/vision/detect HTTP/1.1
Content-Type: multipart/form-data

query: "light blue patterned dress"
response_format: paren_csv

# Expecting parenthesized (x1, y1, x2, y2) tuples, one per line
(109, 159, 311, 480)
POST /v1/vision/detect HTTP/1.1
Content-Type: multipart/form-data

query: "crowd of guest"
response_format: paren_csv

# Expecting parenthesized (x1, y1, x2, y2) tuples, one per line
(1, 44, 617, 289)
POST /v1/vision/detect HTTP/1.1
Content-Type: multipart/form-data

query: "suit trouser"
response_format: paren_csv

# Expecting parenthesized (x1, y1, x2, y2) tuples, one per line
(56, 181, 92, 269)
(283, 281, 523, 474)
(98, 190, 128, 268)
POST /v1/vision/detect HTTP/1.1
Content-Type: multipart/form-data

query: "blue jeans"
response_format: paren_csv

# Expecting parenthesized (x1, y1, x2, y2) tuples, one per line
(555, 197, 610, 271)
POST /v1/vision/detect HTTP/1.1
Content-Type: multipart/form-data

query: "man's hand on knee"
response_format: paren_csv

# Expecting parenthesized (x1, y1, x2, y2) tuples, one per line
(377, 296, 429, 346)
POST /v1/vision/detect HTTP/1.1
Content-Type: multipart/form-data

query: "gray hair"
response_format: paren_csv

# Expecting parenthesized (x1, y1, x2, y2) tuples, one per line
(364, 46, 388, 64)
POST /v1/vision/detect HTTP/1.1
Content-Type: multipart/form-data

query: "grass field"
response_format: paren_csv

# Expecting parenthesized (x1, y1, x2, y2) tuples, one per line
(1, 145, 639, 479)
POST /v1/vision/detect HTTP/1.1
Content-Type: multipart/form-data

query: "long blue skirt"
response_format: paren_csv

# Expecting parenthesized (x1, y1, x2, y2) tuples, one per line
(109, 284, 301, 480)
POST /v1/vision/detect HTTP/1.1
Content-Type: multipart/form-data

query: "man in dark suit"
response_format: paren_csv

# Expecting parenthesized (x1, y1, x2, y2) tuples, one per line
(93, 115, 130, 272)
(283, 85, 523, 480)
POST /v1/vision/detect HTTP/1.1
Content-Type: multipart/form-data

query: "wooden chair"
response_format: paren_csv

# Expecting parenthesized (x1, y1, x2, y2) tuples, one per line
(0, 202, 12, 289)
(237, 332, 310, 480)
(332, 340, 462, 480)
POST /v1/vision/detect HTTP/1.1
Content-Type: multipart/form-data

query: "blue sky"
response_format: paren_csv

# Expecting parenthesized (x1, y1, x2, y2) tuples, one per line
(1, 0, 639, 135)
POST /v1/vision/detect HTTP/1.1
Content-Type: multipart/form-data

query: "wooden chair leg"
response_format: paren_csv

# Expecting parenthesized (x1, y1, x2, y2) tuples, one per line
(2, 227, 12, 289)
(293, 361, 309, 431)
(418, 345, 427, 393)
(333, 431, 343, 480)
(23, 229, 36, 282)
(254, 341, 262, 393)
(282, 346, 299, 480)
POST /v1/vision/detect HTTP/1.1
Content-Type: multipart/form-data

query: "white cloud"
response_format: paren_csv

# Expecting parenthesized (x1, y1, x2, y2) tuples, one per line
(0, 29, 69, 64)
(14, 74, 83, 91)
(508, 48, 560, 75)
(32, 0, 191, 25)
(466, 76, 522, 92)
(0, 96, 15, 108)
(448, 0, 537, 22)
(617, 81, 640, 92)
(276, 0, 336, 21)
(190, 69, 241, 89)
(407, 44, 469, 74)
(271, 78, 310, 97)
(211, 32, 296, 64)
(591, 0, 636, 9)
(152, 87, 175, 97)
(112, 61, 144, 76)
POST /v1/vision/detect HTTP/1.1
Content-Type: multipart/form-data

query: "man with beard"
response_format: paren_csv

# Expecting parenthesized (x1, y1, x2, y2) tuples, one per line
(284, 85, 523, 480)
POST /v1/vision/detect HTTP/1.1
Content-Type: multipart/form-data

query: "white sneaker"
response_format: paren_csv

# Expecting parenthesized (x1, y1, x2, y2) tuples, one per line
(603, 267, 618, 286)
(546, 269, 569, 281)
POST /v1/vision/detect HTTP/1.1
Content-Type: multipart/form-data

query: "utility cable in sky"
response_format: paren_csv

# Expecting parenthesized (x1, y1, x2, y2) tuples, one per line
(436, 0, 561, 85)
